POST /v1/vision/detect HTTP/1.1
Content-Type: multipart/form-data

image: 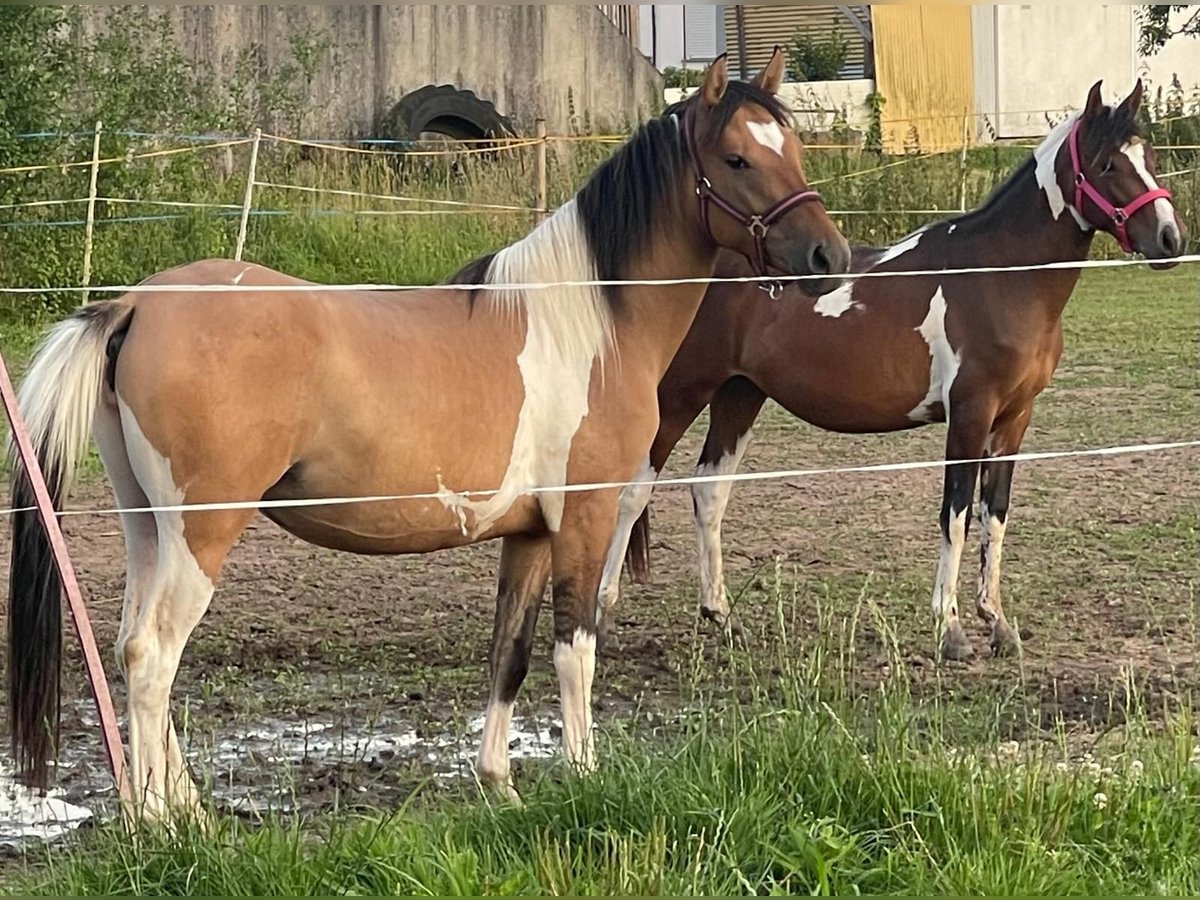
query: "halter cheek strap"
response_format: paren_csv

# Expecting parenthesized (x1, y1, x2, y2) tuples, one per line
(685, 109, 825, 299)
(1067, 120, 1173, 254)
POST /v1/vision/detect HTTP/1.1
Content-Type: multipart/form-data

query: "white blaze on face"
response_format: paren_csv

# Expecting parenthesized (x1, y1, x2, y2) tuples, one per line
(907, 286, 961, 424)
(1121, 139, 1177, 237)
(747, 120, 786, 157)
(692, 431, 752, 618)
(596, 458, 657, 617)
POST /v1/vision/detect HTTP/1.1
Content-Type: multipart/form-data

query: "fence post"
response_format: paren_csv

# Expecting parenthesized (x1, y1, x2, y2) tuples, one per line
(234, 128, 263, 261)
(535, 118, 548, 223)
(80, 121, 103, 307)
(958, 108, 970, 213)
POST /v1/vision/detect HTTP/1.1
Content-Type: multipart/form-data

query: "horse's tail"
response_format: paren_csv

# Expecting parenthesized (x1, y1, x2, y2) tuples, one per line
(8, 299, 135, 790)
(624, 505, 653, 584)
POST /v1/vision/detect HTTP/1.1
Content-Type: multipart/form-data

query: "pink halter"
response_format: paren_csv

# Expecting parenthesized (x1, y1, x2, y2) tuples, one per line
(1067, 119, 1173, 253)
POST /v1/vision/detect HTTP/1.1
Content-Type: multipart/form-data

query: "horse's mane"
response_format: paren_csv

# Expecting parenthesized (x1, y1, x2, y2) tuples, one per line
(448, 80, 792, 305)
(953, 100, 1145, 229)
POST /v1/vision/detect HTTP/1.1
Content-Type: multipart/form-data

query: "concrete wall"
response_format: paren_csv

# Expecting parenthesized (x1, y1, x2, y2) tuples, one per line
(78, 4, 663, 137)
(973, 5, 1200, 139)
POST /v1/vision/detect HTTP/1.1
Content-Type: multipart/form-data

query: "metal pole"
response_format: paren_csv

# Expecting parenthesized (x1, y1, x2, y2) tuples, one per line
(535, 118, 548, 223)
(234, 128, 262, 261)
(0, 351, 129, 804)
(735, 5, 749, 82)
(80, 121, 103, 307)
(958, 107, 970, 212)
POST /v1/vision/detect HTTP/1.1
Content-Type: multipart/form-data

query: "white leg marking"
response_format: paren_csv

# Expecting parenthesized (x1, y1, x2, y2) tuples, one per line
(1121, 139, 1178, 236)
(692, 432, 752, 621)
(746, 120, 785, 157)
(975, 501, 1007, 623)
(908, 286, 961, 423)
(476, 698, 516, 795)
(435, 200, 615, 536)
(597, 458, 657, 619)
(553, 627, 597, 771)
(931, 507, 969, 627)
(117, 397, 215, 819)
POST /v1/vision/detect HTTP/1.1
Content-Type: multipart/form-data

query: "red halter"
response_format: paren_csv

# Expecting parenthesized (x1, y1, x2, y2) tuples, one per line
(1067, 119, 1173, 253)
(684, 107, 824, 298)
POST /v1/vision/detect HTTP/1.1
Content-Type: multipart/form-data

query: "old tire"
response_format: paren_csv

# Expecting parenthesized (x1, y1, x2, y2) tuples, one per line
(379, 85, 518, 146)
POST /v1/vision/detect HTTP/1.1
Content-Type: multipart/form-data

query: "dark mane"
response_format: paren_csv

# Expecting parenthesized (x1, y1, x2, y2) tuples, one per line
(575, 79, 791, 303)
(447, 78, 792, 306)
(947, 102, 1144, 234)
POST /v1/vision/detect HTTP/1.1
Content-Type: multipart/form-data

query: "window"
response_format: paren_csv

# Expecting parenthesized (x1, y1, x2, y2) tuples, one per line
(684, 5, 724, 63)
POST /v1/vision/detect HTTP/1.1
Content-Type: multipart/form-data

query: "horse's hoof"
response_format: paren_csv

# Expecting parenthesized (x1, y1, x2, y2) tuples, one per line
(990, 621, 1021, 657)
(701, 607, 748, 646)
(939, 622, 975, 662)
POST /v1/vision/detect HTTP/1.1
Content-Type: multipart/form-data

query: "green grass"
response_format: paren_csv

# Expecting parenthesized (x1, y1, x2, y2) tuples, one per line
(11, 600, 1199, 896)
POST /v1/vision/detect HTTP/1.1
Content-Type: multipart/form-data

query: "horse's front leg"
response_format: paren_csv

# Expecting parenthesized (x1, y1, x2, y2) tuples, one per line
(477, 534, 552, 802)
(975, 409, 1032, 657)
(549, 487, 622, 773)
(933, 403, 994, 661)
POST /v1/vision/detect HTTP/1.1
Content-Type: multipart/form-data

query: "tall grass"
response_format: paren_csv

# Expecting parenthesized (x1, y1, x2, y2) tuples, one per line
(2, 119, 1196, 330)
(11, 583, 1200, 896)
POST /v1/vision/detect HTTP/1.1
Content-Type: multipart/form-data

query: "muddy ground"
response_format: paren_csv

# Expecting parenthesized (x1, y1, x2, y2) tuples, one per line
(1, 377, 1196, 830)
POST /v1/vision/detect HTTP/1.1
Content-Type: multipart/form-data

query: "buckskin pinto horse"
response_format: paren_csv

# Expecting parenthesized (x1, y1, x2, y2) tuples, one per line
(613, 79, 1184, 662)
(7, 51, 849, 820)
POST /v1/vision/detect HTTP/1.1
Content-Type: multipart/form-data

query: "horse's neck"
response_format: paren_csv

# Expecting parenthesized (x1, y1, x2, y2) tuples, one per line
(616, 214, 718, 373)
(958, 160, 1095, 319)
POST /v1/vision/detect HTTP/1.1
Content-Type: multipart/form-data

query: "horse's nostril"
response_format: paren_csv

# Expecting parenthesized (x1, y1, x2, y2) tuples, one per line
(808, 242, 832, 276)
(1159, 223, 1181, 258)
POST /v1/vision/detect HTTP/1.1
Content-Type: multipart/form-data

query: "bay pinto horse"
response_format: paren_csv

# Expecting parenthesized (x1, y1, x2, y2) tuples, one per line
(615, 79, 1184, 662)
(6, 51, 850, 821)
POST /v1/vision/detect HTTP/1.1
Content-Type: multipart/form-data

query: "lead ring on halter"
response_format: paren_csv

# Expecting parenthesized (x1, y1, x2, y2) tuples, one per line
(1067, 119, 1173, 254)
(684, 106, 825, 300)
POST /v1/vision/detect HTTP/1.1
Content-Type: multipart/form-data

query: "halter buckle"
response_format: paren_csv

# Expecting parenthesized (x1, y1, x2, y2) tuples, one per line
(696, 176, 712, 198)
(758, 280, 784, 300)
(1112, 208, 1128, 225)
(747, 216, 769, 239)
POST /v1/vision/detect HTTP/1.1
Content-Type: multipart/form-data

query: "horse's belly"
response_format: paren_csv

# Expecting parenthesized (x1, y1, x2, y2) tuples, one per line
(261, 493, 542, 555)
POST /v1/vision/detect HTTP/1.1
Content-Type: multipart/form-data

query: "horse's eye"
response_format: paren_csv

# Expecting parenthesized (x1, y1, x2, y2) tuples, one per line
(725, 155, 749, 170)
(1099, 158, 1114, 176)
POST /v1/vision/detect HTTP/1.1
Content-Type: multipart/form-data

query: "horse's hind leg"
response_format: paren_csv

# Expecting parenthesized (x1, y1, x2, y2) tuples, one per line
(691, 376, 766, 637)
(975, 411, 1031, 657)
(116, 404, 261, 824)
(477, 534, 551, 802)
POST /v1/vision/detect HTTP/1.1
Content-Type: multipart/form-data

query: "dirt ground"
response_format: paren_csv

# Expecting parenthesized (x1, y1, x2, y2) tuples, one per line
(2, 392, 1195, 822)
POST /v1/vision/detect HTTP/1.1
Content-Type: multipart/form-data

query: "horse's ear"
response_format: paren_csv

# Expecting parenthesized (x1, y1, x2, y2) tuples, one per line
(1116, 78, 1145, 121)
(751, 45, 786, 95)
(1083, 80, 1105, 121)
(701, 53, 729, 107)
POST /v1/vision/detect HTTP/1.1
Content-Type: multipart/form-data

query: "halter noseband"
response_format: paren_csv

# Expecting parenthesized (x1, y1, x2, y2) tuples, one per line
(684, 107, 825, 299)
(1067, 119, 1173, 254)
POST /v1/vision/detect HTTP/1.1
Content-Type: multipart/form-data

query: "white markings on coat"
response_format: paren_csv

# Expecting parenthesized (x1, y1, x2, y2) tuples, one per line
(908, 286, 961, 423)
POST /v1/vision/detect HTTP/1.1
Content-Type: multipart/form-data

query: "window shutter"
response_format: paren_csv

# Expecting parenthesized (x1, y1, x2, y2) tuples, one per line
(684, 5, 721, 62)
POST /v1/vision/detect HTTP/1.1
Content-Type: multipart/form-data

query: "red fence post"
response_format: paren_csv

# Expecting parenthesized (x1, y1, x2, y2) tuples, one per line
(0, 350, 129, 802)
